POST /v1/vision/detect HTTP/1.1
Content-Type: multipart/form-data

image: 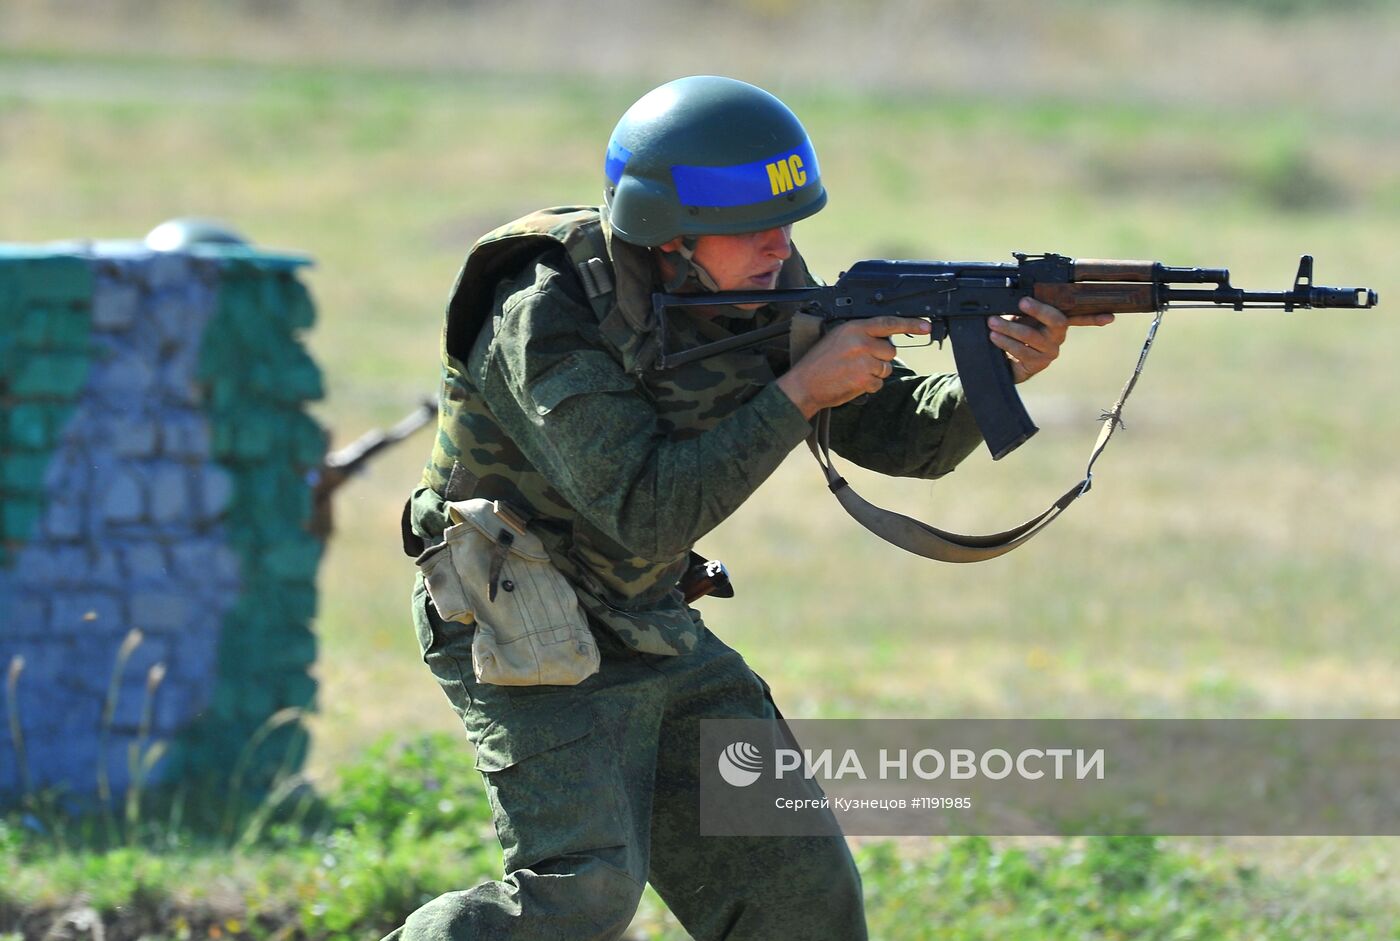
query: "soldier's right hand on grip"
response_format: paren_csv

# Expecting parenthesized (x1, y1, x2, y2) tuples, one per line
(776, 316, 930, 419)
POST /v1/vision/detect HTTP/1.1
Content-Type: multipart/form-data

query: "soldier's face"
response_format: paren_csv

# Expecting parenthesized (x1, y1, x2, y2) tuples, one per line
(660, 225, 794, 292)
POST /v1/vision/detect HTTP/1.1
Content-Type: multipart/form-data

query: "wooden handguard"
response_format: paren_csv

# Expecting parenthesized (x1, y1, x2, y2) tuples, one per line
(1073, 259, 1157, 282)
(1034, 282, 1160, 316)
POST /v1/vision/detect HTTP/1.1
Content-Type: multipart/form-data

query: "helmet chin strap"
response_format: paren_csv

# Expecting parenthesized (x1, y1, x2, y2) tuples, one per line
(659, 236, 722, 293)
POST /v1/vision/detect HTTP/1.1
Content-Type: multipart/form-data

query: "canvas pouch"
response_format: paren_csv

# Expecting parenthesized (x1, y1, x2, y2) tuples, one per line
(415, 498, 599, 686)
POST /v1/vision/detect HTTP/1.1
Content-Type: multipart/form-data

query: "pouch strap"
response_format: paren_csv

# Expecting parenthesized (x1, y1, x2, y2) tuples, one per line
(487, 529, 515, 602)
(492, 500, 529, 536)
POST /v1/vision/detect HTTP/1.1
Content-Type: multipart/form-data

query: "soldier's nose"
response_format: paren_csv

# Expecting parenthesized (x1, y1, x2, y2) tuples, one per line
(763, 225, 793, 260)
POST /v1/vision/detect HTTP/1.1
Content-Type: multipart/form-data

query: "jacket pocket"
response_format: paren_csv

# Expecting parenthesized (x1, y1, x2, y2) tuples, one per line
(527, 350, 636, 417)
(472, 696, 593, 773)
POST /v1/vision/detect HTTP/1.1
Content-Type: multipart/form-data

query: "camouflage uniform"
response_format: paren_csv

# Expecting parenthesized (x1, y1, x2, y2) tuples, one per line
(388, 207, 982, 940)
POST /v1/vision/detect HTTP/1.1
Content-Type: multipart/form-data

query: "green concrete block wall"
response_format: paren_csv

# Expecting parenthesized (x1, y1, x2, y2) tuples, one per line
(0, 257, 93, 563)
(0, 242, 329, 804)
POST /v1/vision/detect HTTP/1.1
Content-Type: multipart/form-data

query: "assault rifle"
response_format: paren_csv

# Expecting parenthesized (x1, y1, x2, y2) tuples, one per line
(654, 253, 1377, 461)
(652, 254, 1378, 562)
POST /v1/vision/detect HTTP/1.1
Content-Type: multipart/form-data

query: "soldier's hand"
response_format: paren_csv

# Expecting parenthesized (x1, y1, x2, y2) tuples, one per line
(777, 316, 928, 419)
(988, 297, 1115, 384)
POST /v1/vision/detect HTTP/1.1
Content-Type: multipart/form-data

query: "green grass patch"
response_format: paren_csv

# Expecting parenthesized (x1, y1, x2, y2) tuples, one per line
(1, 734, 500, 940)
(6, 734, 1397, 939)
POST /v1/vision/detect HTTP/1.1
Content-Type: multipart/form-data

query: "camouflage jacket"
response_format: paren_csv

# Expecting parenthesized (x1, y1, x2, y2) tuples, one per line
(409, 207, 983, 655)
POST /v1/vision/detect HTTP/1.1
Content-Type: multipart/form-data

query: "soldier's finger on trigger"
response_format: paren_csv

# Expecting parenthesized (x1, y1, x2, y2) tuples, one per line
(864, 315, 928, 338)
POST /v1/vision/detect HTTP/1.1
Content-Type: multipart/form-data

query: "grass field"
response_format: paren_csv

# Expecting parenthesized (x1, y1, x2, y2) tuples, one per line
(3, 0, 1399, 935)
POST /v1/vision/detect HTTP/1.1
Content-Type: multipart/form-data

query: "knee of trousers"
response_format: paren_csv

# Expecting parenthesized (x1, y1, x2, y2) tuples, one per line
(753, 836, 865, 922)
(527, 852, 648, 928)
(677, 841, 867, 941)
(804, 842, 865, 918)
(393, 855, 645, 940)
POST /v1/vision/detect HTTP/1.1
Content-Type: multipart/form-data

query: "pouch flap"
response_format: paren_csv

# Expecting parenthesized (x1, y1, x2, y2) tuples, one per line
(444, 498, 549, 561)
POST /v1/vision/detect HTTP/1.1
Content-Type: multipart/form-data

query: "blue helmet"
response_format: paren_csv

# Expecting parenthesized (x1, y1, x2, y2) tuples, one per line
(603, 76, 828, 247)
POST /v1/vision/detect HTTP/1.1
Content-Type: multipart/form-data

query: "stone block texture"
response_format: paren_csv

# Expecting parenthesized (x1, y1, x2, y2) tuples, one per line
(0, 242, 326, 805)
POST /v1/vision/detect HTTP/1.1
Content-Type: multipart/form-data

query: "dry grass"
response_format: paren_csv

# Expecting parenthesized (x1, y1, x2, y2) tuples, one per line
(4, 0, 1400, 117)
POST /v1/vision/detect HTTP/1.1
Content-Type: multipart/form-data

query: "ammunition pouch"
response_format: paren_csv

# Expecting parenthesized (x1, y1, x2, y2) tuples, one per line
(415, 498, 600, 686)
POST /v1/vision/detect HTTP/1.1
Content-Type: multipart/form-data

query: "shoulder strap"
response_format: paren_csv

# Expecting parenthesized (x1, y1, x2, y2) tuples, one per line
(559, 215, 615, 323)
(806, 410, 1089, 563)
(444, 207, 613, 361)
(795, 311, 1166, 562)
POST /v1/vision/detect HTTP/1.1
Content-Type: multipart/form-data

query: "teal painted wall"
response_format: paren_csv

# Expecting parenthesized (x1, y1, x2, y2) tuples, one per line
(0, 243, 326, 804)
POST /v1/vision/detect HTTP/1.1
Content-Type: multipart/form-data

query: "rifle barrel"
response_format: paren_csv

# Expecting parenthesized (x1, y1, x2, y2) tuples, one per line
(1163, 287, 1378, 309)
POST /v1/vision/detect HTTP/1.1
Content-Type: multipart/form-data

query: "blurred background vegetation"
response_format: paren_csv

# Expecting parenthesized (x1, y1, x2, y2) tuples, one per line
(2, 0, 1398, 937)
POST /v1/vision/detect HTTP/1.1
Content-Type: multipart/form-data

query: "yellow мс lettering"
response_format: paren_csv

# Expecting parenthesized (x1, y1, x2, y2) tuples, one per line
(766, 154, 808, 195)
(789, 155, 806, 187)
(767, 159, 794, 195)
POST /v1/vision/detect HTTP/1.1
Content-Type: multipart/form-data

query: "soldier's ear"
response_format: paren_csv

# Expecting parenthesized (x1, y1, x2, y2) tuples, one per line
(657, 237, 683, 253)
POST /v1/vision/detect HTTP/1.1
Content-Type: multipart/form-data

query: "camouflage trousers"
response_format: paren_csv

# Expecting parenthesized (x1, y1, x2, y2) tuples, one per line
(383, 577, 866, 941)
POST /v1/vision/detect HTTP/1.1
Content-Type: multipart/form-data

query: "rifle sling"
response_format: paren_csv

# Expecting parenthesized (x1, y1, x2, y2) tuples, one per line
(802, 311, 1165, 563)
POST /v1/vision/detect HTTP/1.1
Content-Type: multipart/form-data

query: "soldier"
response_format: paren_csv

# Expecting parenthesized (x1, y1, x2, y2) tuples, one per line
(388, 75, 1110, 940)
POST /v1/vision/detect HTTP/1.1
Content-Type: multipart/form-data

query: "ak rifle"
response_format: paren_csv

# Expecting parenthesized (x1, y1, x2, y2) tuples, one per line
(653, 253, 1378, 461)
(652, 254, 1379, 562)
